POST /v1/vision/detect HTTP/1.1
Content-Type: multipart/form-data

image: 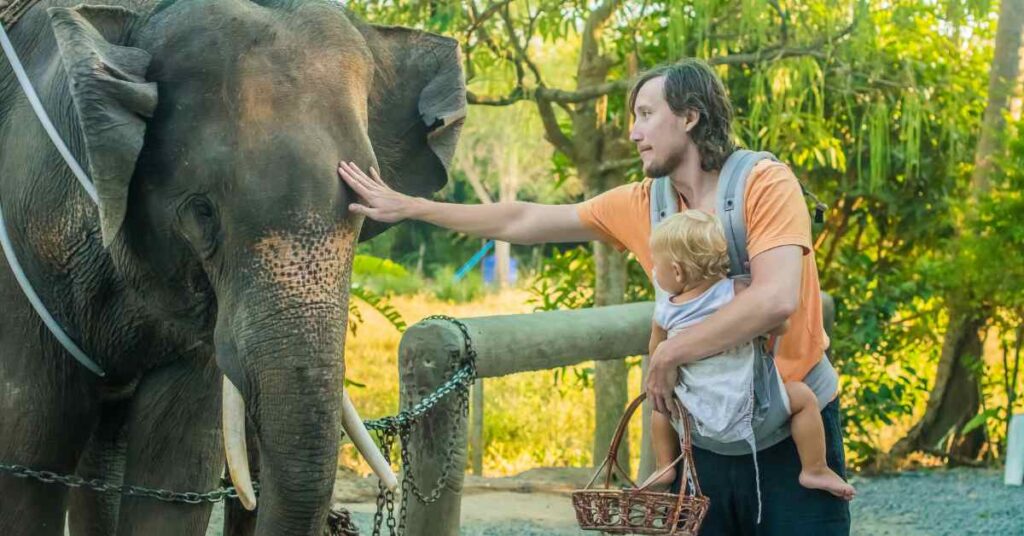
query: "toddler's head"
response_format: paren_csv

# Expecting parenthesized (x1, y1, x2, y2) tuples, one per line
(650, 210, 730, 294)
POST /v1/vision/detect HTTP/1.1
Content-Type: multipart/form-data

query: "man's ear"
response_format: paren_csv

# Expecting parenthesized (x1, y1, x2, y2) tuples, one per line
(48, 5, 157, 247)
(683, 109, 700, 133)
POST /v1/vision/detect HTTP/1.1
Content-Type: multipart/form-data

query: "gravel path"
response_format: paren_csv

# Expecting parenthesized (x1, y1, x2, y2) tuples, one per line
(847, 468, 1023, 535)
(205, 468, 1024, 535)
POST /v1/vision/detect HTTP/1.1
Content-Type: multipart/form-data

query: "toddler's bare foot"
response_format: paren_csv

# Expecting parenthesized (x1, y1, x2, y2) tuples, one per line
(799, 467, 856, 501)
(639, 465, 676, 491)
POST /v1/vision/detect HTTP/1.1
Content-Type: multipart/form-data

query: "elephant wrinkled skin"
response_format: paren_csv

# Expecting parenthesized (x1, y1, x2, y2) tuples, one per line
(0, 1, 465, 535)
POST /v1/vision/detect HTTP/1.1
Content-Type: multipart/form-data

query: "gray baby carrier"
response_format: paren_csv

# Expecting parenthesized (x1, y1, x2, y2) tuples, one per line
(649, 150, 825, 448)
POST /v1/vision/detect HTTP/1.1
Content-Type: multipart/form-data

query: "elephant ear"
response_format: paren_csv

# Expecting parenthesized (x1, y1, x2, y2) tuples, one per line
(359, 26, 467, 242)
(48, 6, 157, 247)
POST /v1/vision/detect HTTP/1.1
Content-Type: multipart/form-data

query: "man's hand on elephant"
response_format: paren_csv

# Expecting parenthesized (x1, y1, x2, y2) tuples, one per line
(337, 161, 414, 223)
(645, 348, 680, 420)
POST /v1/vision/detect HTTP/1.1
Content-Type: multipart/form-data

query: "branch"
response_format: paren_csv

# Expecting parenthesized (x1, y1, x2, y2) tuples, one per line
(707, 44, 827, 66)
(536, 96, 575, 159)
(462, 165, 495, 204)
(598, 157, 640, 173)
(466, 21, 857, 105)
(500, 4, 544, 86)
(464, 0, 514, 40)
(467, 1, 516, 69)
(920, 448, 988, 468)
(767, 0, 790, 44)
(578, 0, 622, 84)
(580, 0, 622, 57)
(467, 89, 525, 106)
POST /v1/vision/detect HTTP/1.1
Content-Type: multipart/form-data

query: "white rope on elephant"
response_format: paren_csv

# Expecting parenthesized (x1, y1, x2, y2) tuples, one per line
(0, 18, 106, 376)
(0, 205, 105, 376)
(0, 22, 98, 202)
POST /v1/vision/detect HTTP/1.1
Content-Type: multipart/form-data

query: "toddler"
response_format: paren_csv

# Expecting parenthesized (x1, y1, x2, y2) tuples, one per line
(642, 210, 854, 504)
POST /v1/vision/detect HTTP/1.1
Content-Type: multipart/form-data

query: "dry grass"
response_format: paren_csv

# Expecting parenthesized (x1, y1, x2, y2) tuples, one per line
(339, 289, 646, 478)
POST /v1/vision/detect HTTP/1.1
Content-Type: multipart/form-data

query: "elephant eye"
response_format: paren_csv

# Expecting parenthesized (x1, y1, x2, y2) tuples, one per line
(178, 195, 220, 259)
(192, 198, 214, 220)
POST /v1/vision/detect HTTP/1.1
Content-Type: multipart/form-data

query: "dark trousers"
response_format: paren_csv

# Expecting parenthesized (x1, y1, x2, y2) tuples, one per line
(672, 398, 851, 535)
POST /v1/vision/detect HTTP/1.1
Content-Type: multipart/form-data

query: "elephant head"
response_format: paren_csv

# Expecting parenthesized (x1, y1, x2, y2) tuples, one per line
(46, 1, 464, 533)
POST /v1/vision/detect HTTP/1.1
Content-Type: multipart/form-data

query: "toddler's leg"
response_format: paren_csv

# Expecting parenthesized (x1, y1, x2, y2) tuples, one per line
(786, 381, 856, 500)
(640, 410, 681, 490)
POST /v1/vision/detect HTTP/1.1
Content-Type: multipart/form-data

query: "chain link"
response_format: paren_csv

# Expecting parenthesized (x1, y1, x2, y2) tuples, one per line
(0, 462, 252, 504)
(0, 314, 477, 534)
(369, 315, 477, 536)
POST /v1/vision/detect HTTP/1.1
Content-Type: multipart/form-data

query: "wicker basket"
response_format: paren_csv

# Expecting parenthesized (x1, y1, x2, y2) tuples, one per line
(572, 393, 709, 535)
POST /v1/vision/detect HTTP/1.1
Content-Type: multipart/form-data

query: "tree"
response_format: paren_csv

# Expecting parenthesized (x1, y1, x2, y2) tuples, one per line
(352, 0, 1015, 471)
(890, 0, 1024, 463)
(353, 0, 860, 472)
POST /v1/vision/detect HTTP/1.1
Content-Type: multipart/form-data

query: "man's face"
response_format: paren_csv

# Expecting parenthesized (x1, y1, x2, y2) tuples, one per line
(630, 76, 694, 178)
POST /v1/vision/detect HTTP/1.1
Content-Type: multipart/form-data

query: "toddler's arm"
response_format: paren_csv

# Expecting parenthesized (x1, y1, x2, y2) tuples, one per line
(650, 319, 667, 357)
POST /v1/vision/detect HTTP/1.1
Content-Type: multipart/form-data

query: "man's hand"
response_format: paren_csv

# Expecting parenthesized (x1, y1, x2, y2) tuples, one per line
(646, 343, 682, 420)
(337, 161, 416, 223)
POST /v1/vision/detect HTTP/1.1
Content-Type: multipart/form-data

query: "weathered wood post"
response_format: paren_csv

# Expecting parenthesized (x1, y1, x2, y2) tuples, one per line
(398, 302, 654, 536)
(470, 379, 484, 475)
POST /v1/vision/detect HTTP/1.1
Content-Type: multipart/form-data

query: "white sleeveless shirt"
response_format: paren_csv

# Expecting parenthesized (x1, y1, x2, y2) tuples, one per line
(653, 277, 757, 444)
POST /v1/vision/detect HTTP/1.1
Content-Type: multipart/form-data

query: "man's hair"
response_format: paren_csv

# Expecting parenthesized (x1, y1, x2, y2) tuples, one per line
(650, 210, 730, 284)
(629, 59, 736, 172)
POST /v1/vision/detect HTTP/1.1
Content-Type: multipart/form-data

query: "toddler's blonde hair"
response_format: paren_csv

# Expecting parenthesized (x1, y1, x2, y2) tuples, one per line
(650, 210, 730, 284)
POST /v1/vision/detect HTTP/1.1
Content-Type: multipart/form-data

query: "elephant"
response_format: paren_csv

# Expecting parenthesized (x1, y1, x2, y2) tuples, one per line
(0, 1, 465, 535)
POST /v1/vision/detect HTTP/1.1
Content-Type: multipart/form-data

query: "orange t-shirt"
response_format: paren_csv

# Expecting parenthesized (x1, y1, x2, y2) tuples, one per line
(576, 160, 829, 383)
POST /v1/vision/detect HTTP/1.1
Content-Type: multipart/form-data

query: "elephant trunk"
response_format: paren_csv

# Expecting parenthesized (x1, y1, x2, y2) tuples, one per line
(225, 310, 345, 535)
(215, 222, 380, 535)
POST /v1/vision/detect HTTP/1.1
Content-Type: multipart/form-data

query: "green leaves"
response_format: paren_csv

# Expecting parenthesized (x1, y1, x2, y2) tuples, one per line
(962, 408, 1001, 435)
(349, 284, 407, 336)
(347, 255, 411, 336)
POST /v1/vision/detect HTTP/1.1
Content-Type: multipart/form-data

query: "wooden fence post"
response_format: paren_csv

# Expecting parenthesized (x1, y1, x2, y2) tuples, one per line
(471, 379, 484, 475)
(396, 303, 654, 536)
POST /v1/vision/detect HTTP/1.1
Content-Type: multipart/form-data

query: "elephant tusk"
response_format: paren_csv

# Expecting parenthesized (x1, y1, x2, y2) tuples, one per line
(342, 390, 398, 491)
(223, 377, 257, 511)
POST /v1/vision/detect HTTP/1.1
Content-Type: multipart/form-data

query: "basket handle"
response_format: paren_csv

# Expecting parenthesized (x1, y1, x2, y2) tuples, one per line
(583, 392, 646, 490)
(671, 397, 704, 498)
(634, 398, 699, 493)
(583, 393, 706, 500)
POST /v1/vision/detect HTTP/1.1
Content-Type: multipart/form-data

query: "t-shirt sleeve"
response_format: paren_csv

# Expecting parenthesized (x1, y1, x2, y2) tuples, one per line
(745, 163, 813, 259)
(575, 181, 646, 252)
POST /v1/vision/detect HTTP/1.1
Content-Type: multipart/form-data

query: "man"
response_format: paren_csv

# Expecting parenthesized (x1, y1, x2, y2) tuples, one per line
(338, 58, 850, 534)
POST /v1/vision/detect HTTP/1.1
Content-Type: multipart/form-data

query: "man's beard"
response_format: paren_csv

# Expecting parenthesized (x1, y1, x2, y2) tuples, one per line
(644, 150, 684, 178)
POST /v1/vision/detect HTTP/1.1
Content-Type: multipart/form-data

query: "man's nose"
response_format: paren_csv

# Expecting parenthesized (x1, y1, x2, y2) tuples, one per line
(629, 128, 642, 142)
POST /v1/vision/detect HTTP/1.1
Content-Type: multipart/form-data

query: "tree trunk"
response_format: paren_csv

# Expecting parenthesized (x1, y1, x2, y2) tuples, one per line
(592, 240, 630, 473)
(495, 155, 517, 287)
(890, 307, 987, 461)
(891, 0, 1023, 464)
(470, 378, 484, 475)
(637, 354, 656, 482)
(970, 0, 1024, 193)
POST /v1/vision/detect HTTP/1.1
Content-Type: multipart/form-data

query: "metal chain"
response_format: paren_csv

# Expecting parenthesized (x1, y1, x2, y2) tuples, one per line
(0, 314, 478, 534)
(370, 315, 478, 536)
(0, 462, 253, 504)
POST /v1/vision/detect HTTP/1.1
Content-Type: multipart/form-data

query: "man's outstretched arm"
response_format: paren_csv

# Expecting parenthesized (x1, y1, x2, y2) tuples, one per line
(338, 162, 598, 245)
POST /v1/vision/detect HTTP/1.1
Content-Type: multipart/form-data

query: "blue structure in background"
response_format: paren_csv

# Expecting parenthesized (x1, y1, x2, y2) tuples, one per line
(452, 240, 518, 284)
(453, 240, 494, 282)
(483, 254, 517, 285)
